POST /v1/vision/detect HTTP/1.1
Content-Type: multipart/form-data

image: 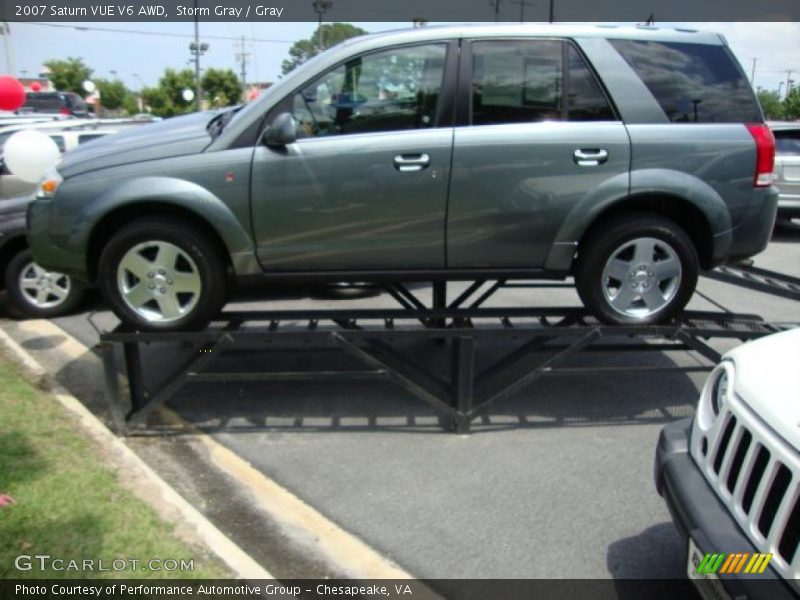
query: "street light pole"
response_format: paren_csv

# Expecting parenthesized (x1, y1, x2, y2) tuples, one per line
(193, 1, 201, 111)
(312, 1, 333, 50)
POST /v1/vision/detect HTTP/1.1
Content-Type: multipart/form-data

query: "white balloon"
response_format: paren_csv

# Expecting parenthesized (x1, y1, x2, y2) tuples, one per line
(182, 88, 195, 102)
(82, 79, 96, 93)
(3, 129, 61, 183)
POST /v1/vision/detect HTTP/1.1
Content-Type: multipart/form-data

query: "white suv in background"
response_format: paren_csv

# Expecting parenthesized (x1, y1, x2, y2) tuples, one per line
(656, 328, 800, 600)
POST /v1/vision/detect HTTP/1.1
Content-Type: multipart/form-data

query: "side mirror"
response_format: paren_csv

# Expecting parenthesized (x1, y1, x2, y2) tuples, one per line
(264, 112, 297, 147)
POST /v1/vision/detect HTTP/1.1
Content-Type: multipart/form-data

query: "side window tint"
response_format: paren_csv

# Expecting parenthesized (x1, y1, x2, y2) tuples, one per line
(470, 40, 615, 126)
(609, 39, 762, 123)
(291, 43, 446, 138)
(567, 45, 615, 121)
(471, 40, 563, 126)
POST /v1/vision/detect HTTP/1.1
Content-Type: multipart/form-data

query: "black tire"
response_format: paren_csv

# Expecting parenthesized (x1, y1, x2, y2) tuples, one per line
(4, 249, 85, 318)
(574, 213, 699, 325)
(98, 218, 228, 331)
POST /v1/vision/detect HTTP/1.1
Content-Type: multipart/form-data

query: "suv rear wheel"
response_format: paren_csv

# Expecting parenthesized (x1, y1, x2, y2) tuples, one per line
(98, 218, 228, 331)
(575, 213, 699, 324)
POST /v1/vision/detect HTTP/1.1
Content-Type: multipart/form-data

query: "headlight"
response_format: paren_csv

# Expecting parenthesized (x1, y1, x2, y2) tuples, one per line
(37, 168, 63, 199)
(710, 364, 732, 417)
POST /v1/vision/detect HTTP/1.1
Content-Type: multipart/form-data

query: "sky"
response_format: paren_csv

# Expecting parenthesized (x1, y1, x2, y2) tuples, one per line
(1, 21, 798, 95)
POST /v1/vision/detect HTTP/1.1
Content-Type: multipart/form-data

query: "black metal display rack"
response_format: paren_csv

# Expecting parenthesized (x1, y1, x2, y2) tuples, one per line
(99, 278, 795, 435)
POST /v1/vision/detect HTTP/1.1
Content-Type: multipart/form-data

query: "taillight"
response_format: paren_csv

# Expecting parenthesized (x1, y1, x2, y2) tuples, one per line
(746, 123, 775, 188)
(59, 107, 71, 116)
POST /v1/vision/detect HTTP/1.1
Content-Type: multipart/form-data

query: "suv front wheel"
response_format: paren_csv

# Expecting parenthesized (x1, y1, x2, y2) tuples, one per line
(98, 218, 228, 331)
(575, 213, 699, 325)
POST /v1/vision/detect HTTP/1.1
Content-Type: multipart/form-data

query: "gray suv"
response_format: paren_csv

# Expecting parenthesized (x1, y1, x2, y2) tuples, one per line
(27, 24, 778, 331)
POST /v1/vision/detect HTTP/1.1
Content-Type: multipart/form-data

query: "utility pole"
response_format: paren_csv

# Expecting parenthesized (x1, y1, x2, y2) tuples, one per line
(750, 58, 758, 84)
(549, 0, 554, 22)
(189, 0, 208, 111)
(235, 34, 250, 99)
(786, 70, 794, 100)
(1, 21, 15, 75)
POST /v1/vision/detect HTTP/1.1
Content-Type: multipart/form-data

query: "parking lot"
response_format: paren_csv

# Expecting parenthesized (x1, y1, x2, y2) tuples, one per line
(1, 220, 799, 592)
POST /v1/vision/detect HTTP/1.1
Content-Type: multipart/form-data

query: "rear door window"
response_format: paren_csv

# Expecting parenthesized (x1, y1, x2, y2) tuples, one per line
(469, 39, 616, 126)
(609, 40, 762, 123)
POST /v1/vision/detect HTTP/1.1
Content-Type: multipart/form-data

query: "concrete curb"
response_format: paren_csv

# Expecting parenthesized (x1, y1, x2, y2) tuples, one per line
(0, 325, 274, 581)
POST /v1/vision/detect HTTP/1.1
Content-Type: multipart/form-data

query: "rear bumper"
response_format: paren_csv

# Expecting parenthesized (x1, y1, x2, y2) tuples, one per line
(725, 187, 779, 263)
(655, 418, 797, 600)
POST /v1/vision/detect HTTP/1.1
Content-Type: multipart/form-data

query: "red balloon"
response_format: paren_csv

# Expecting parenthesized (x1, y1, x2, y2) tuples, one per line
(0, 76, 26, 111)
(30, 81, 42, 92)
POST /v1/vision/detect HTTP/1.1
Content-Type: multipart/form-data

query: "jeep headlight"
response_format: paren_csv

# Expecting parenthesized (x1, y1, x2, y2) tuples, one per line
(696, 361, 734, 431)
(37, 168, 62, 199)
(711, 368, 730, 417)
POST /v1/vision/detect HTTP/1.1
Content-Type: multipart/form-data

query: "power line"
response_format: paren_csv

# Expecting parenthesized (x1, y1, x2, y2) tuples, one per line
(17, 21, 293, 43)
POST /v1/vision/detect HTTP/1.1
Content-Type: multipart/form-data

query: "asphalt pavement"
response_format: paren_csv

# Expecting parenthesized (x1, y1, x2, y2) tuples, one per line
(2, 221, 799, 590)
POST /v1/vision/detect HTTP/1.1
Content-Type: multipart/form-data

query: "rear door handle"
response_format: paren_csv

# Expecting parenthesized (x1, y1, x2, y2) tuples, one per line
(394, 153, 430, 172)
(573, 149, 609, 167)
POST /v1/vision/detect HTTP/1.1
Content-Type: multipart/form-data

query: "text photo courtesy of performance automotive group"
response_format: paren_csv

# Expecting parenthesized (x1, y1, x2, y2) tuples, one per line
(0, 2, 799, 599)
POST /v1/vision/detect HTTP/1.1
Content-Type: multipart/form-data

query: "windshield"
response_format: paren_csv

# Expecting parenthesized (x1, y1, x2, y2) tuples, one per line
(206, 105, 244, 139)
(224, 46, 345, 132)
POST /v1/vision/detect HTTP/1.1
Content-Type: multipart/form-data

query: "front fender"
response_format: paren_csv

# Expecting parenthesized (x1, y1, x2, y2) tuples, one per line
(545, 169, 732, 271)
(48, 175, 255, 278)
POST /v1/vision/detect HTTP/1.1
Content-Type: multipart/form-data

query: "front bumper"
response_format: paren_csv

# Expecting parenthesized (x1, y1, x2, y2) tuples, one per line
(655, 418, 796, 600)
(26, 198, 89, 282)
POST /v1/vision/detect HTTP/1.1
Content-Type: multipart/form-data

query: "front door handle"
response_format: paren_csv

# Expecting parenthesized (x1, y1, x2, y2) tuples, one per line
(394, 153, 430, 172)
(573, 149, 609, 167)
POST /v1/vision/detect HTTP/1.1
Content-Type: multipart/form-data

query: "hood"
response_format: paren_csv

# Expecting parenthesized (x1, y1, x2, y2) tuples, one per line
(57, 110, 218, 178)
(727, 327, 800, 450)
(0, 194, 33, 216)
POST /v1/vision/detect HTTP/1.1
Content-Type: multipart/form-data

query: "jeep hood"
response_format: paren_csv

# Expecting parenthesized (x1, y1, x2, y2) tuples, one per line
(727, 327, 800, 450)
(57, 111, 217, 178)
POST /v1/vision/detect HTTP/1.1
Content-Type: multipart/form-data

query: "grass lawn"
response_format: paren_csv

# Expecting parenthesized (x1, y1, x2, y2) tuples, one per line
(0, 353, 230, 579)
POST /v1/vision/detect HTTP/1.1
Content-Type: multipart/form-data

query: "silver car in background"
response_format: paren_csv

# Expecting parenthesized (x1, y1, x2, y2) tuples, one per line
(770, 121, 800, 221)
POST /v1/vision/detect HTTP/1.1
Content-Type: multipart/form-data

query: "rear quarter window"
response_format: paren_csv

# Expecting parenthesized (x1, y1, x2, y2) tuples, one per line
(609, 39, 762, 123)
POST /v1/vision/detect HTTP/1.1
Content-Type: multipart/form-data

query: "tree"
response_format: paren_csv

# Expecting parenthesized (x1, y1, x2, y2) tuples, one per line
(43, 57, 93, 96)
(142, 68, 197, 117)
(784, 88, 800, 121)
(757, 90, 786, 120)
(95, 79, 128, 111)
(201, 68, 241, 108)
(281, 23, 367, 74)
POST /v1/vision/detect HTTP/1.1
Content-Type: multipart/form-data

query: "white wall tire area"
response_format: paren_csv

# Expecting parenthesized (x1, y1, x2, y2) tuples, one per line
(575, 213, 699, 325)
(4, 249, 84, 318)
(98, 218, 228, 331)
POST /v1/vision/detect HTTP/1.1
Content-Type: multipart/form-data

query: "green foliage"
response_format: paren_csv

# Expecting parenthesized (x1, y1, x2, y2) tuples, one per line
(201, 68, 241, 108)
(757, 90, 786, 120)
(122, 93, 140, 116)
(282, 23, 367, 74)
(95, 78, 128, 111)
(141, 68, 197, 117)
(784, 88, 800, 121)
(42, 57, 92, 96)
